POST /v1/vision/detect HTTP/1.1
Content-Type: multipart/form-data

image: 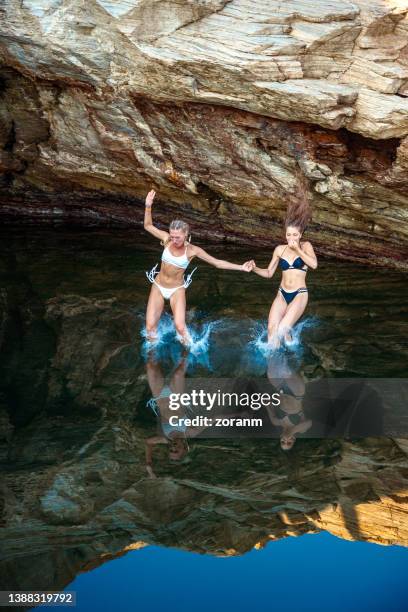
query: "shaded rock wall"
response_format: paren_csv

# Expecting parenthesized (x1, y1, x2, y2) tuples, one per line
(0, 0, 408, 268)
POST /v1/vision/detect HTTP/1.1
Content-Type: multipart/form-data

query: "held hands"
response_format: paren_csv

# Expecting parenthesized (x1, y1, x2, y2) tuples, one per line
(145, 189, 156, 207)
(242, 259, 256, 272)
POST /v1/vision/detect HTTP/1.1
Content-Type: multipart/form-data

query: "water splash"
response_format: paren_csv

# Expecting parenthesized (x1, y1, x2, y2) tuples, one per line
(247, 316, 320, 362)
(140, 313, 176, 360)
(248, 322, 274, 356)
(179, 319, 226, 370)
(283, 316, 320, 353)
(141, 314, 223, 368)
(187, 319, 223, 355)
(140, 312, 321, 375)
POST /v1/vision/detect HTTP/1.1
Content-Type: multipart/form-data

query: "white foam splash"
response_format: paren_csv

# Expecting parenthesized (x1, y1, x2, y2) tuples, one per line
(248, 316, 320, 359)
(141, 315, 224, 365)
(187, 319, 222, 355)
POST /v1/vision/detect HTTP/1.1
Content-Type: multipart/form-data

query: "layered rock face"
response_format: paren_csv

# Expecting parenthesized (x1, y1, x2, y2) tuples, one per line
(1, 0, 408, 268)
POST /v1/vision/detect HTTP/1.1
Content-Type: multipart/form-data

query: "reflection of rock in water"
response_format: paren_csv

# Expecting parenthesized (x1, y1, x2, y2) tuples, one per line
(0, 234, 408, 594)
(1, 362, 408, 593)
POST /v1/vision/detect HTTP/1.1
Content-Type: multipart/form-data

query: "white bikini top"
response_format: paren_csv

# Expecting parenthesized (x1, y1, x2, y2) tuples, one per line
(161, 244, 190, 269)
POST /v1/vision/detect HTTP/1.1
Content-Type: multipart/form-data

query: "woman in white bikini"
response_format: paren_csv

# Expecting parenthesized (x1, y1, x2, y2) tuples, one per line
(145, 352, 190, 476)
(144, 351, 211, 477)
(144, 190, 254, 345)
(251, 220, 318, 349)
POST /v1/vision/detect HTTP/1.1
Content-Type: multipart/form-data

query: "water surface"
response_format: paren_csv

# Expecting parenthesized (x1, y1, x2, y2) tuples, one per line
(0, 226, 407, 609)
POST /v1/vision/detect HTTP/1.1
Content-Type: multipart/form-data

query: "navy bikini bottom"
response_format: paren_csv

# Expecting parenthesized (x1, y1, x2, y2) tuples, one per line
(279, 287, 308, 305)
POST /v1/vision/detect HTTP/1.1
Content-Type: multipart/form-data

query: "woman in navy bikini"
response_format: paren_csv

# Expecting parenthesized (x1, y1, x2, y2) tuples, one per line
(144, 190, 254, 345)
(252, 222, 317, 348)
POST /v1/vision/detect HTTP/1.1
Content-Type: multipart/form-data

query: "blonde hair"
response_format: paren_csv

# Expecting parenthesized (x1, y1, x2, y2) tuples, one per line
(161, 219, 191, 246)
(169, 219, 190, 235)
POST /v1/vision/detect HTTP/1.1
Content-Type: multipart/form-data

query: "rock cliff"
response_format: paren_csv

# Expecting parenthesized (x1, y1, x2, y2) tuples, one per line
(1, 0, 408, 267)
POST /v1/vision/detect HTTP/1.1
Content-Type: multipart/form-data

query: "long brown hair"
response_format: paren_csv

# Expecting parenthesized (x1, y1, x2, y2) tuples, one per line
(284, 170, 311, 234)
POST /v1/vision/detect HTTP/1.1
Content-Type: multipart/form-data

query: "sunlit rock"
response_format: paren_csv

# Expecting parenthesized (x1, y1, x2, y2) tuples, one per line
(0, 0, 407, 268)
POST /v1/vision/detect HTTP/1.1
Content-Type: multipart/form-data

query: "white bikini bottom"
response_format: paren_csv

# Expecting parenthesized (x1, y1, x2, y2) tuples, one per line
(146, 263, 197, 300)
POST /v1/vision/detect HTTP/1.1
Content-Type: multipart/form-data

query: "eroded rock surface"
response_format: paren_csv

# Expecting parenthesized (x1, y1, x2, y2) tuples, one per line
(2, 401, 408, 592)
(0, 1, 408, 267)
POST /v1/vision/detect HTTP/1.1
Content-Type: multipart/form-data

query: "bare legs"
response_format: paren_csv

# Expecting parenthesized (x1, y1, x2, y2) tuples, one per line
(170, 288, 192, 346)
(267, 294, 287, 348)
(147, 281, 307, 349)
(267, 291, 308, 348)
(146, 353, 165, 396)
(145, 284, 191, 345)
(146, 284, 164, 342)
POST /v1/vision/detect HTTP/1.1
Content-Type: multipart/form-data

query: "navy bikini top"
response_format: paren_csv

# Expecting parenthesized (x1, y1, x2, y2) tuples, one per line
(275, 405, 304, 425)
(279, 246, 307, 271)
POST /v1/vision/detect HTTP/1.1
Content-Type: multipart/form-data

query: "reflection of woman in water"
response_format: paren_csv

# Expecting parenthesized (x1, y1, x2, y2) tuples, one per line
(144, 190, 254, 346)
(251, 180, 317, 348)
(145, 353, 206, 477)
(266, 353, 312, 450)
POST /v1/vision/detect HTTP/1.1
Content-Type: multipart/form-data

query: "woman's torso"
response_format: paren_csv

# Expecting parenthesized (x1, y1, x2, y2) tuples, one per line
(157, 242, 193, 287)
(276, 395, 304, 417)
(153, 394, 189, 438)
(278, 243, 308, 291)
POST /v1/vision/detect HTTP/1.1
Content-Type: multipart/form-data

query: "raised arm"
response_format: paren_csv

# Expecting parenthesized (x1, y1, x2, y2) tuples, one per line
(190, 245, 253, 272)
(253, 246, 282, 279)
(145, 436, 167, 478)
(143, 190, 169, 243)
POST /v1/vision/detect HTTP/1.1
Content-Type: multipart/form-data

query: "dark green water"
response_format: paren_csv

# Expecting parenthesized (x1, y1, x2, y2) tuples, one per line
(1, 226, 406, 378)
(1, 226, 408, 601)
